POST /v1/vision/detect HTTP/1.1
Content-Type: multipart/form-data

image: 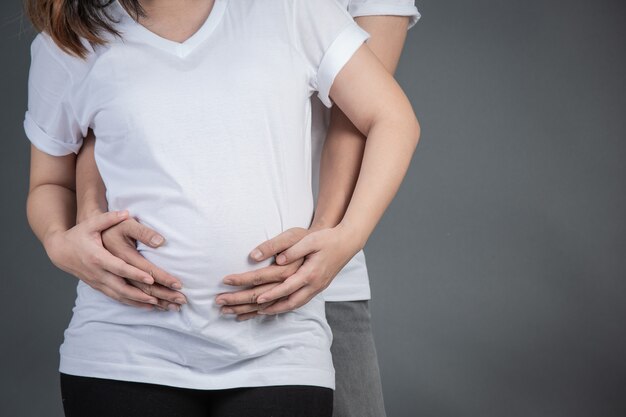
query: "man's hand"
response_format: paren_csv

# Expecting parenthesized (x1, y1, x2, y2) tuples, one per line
(44, 210, 182, 310)
(216, 224, 361, 319)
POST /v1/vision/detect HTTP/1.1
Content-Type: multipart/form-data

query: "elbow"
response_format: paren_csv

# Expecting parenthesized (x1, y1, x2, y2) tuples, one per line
(412, 117, 421, 148)
(406, 114, 421, 155)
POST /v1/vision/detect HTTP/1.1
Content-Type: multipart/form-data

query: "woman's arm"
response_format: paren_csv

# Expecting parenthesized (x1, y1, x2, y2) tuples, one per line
(26, 145, 163, 309)
(216, 16, 417, 316)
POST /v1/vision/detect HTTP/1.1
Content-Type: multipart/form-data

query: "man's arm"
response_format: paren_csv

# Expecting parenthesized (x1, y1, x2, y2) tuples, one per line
(311, 15, 410, 231)
(75, 130, 108, 223)
(74, 134, 187, 307)
(216, 16, 413, 317)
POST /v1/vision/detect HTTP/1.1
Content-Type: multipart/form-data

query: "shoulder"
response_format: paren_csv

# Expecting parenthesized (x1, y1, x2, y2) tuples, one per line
(29, 32, 97, 83)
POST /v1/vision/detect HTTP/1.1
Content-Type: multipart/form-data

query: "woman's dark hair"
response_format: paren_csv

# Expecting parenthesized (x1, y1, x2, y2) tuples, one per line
(25, 0, 144, 59)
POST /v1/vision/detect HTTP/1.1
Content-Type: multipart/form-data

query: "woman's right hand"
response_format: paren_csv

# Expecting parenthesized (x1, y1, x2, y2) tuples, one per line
(43, 210, 186, 311)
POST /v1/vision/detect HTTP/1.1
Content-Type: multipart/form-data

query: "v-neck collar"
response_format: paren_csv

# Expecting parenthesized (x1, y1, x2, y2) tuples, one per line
(112, 0, 228, 58)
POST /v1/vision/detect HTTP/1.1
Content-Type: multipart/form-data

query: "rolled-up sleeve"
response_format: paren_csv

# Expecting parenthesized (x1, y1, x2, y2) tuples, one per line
(291, 0, 372, 108)
(348, 1, 421, 29)
(23, 33, 84, 156)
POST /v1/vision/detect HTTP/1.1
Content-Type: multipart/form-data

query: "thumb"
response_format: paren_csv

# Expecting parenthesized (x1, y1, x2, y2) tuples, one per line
(86, 210, 129, 232)
(275, 233, 318, 265)
(125, 218, 166, 248)
(250, 228, 308, 261)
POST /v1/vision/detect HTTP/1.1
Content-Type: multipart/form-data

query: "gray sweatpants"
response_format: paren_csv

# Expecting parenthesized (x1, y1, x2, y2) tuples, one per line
(325, 300, 387, 417)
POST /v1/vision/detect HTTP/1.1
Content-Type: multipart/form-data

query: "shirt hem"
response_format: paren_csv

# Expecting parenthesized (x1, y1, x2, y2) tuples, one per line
(59, 354, 335, 390)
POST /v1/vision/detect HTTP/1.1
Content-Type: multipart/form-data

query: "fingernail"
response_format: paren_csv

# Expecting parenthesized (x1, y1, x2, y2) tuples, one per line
(118, 210, 128, 217)
(276, 254, 286, 264)
(257, 310, 267, 315)
(221, 308, 234, 314)
(143, 277, 154, 284)
(216, 299, 226, 305)
(223, 278, 234, 285)
(150, 235, 164, 246)
(257, 297, 267, 304)
(167, 304, 180, 312)
(175, 297, 186, 304)
(251, 249, 263, 260)
(170, 282, 182, 290)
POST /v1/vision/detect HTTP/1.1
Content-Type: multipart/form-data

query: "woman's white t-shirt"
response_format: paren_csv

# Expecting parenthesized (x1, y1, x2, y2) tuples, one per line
(23, 0, 370, 390)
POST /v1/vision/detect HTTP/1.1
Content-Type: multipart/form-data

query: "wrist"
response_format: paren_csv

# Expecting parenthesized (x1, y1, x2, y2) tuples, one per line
(311, 208, 348, 232)
(42, 227, 67, 263)
(76, 206, 105, 224)
(335, 219, 366, 254)
(309, 217, 335, 233)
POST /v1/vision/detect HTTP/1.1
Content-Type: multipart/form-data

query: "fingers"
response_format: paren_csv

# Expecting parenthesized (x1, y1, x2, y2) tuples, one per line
(124, 218, 166, 248)
(127, 280, 186, 310)
(235, 311, 259, 321)
(216, 282, 279, 306)
(86, 210, 129, 232)
(94, 249, 155, 285)
(222, 264, 295, 287)
(95, 271, 160, 306)
(275, 233, 319, 265)
(258, 289, 314, 315)
(115, 247, 184, 290)
(249, 227, 308, 261)
(255, 267, 311, 304)
(116, 298, 156, 310)
(220, 300, 276, 316)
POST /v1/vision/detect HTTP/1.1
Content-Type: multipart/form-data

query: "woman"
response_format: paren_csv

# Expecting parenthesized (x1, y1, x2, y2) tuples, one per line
(23, 0, 420, 416)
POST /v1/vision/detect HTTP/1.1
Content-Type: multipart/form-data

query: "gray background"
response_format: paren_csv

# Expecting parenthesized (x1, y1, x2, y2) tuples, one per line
(1, 1, 625, 416)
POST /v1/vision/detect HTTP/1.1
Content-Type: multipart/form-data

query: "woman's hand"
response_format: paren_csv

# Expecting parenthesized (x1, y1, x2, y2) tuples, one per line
(100, 215, 188, 310)
(215, 228, 310, 320)
(216, 223, 362, 319)
(44, 210, 186, 311)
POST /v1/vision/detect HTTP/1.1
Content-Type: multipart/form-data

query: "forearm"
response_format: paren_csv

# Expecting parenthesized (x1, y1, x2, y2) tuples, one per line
(27, 184, 76, 250)
(310, 109, 364, 231)
(76, 130, 108, 222)
(310, 15, 410, 232)
(26, 146, 78, 254)
(339, 109, 419, 250)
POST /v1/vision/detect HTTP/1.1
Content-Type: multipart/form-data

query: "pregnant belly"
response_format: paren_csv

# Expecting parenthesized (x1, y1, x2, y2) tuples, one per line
(109, 192, 289, 333)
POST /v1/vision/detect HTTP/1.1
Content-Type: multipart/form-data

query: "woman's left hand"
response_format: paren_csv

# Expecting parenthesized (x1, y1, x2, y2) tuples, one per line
(216, 223, 361, 320)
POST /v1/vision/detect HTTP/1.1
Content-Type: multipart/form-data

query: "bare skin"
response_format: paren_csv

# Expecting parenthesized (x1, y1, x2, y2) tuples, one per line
(29, 2, 420, 318)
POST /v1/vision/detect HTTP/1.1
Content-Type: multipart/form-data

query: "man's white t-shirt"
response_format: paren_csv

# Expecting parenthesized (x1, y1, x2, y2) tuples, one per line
(24, 0, 373, 390)
(316, 0, 420, 302)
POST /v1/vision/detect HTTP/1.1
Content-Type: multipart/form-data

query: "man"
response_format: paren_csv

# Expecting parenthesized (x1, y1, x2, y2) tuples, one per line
(217, 3, 420, 416)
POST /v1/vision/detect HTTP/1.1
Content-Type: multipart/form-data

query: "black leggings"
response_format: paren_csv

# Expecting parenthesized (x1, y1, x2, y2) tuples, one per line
(60, 372, 333, 417)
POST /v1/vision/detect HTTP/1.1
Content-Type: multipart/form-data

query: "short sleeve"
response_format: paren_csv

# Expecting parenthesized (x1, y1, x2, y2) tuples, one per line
(347, 1, 421, 29)
(291, 0, 371, 108)
(23, 33, 84, 156)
